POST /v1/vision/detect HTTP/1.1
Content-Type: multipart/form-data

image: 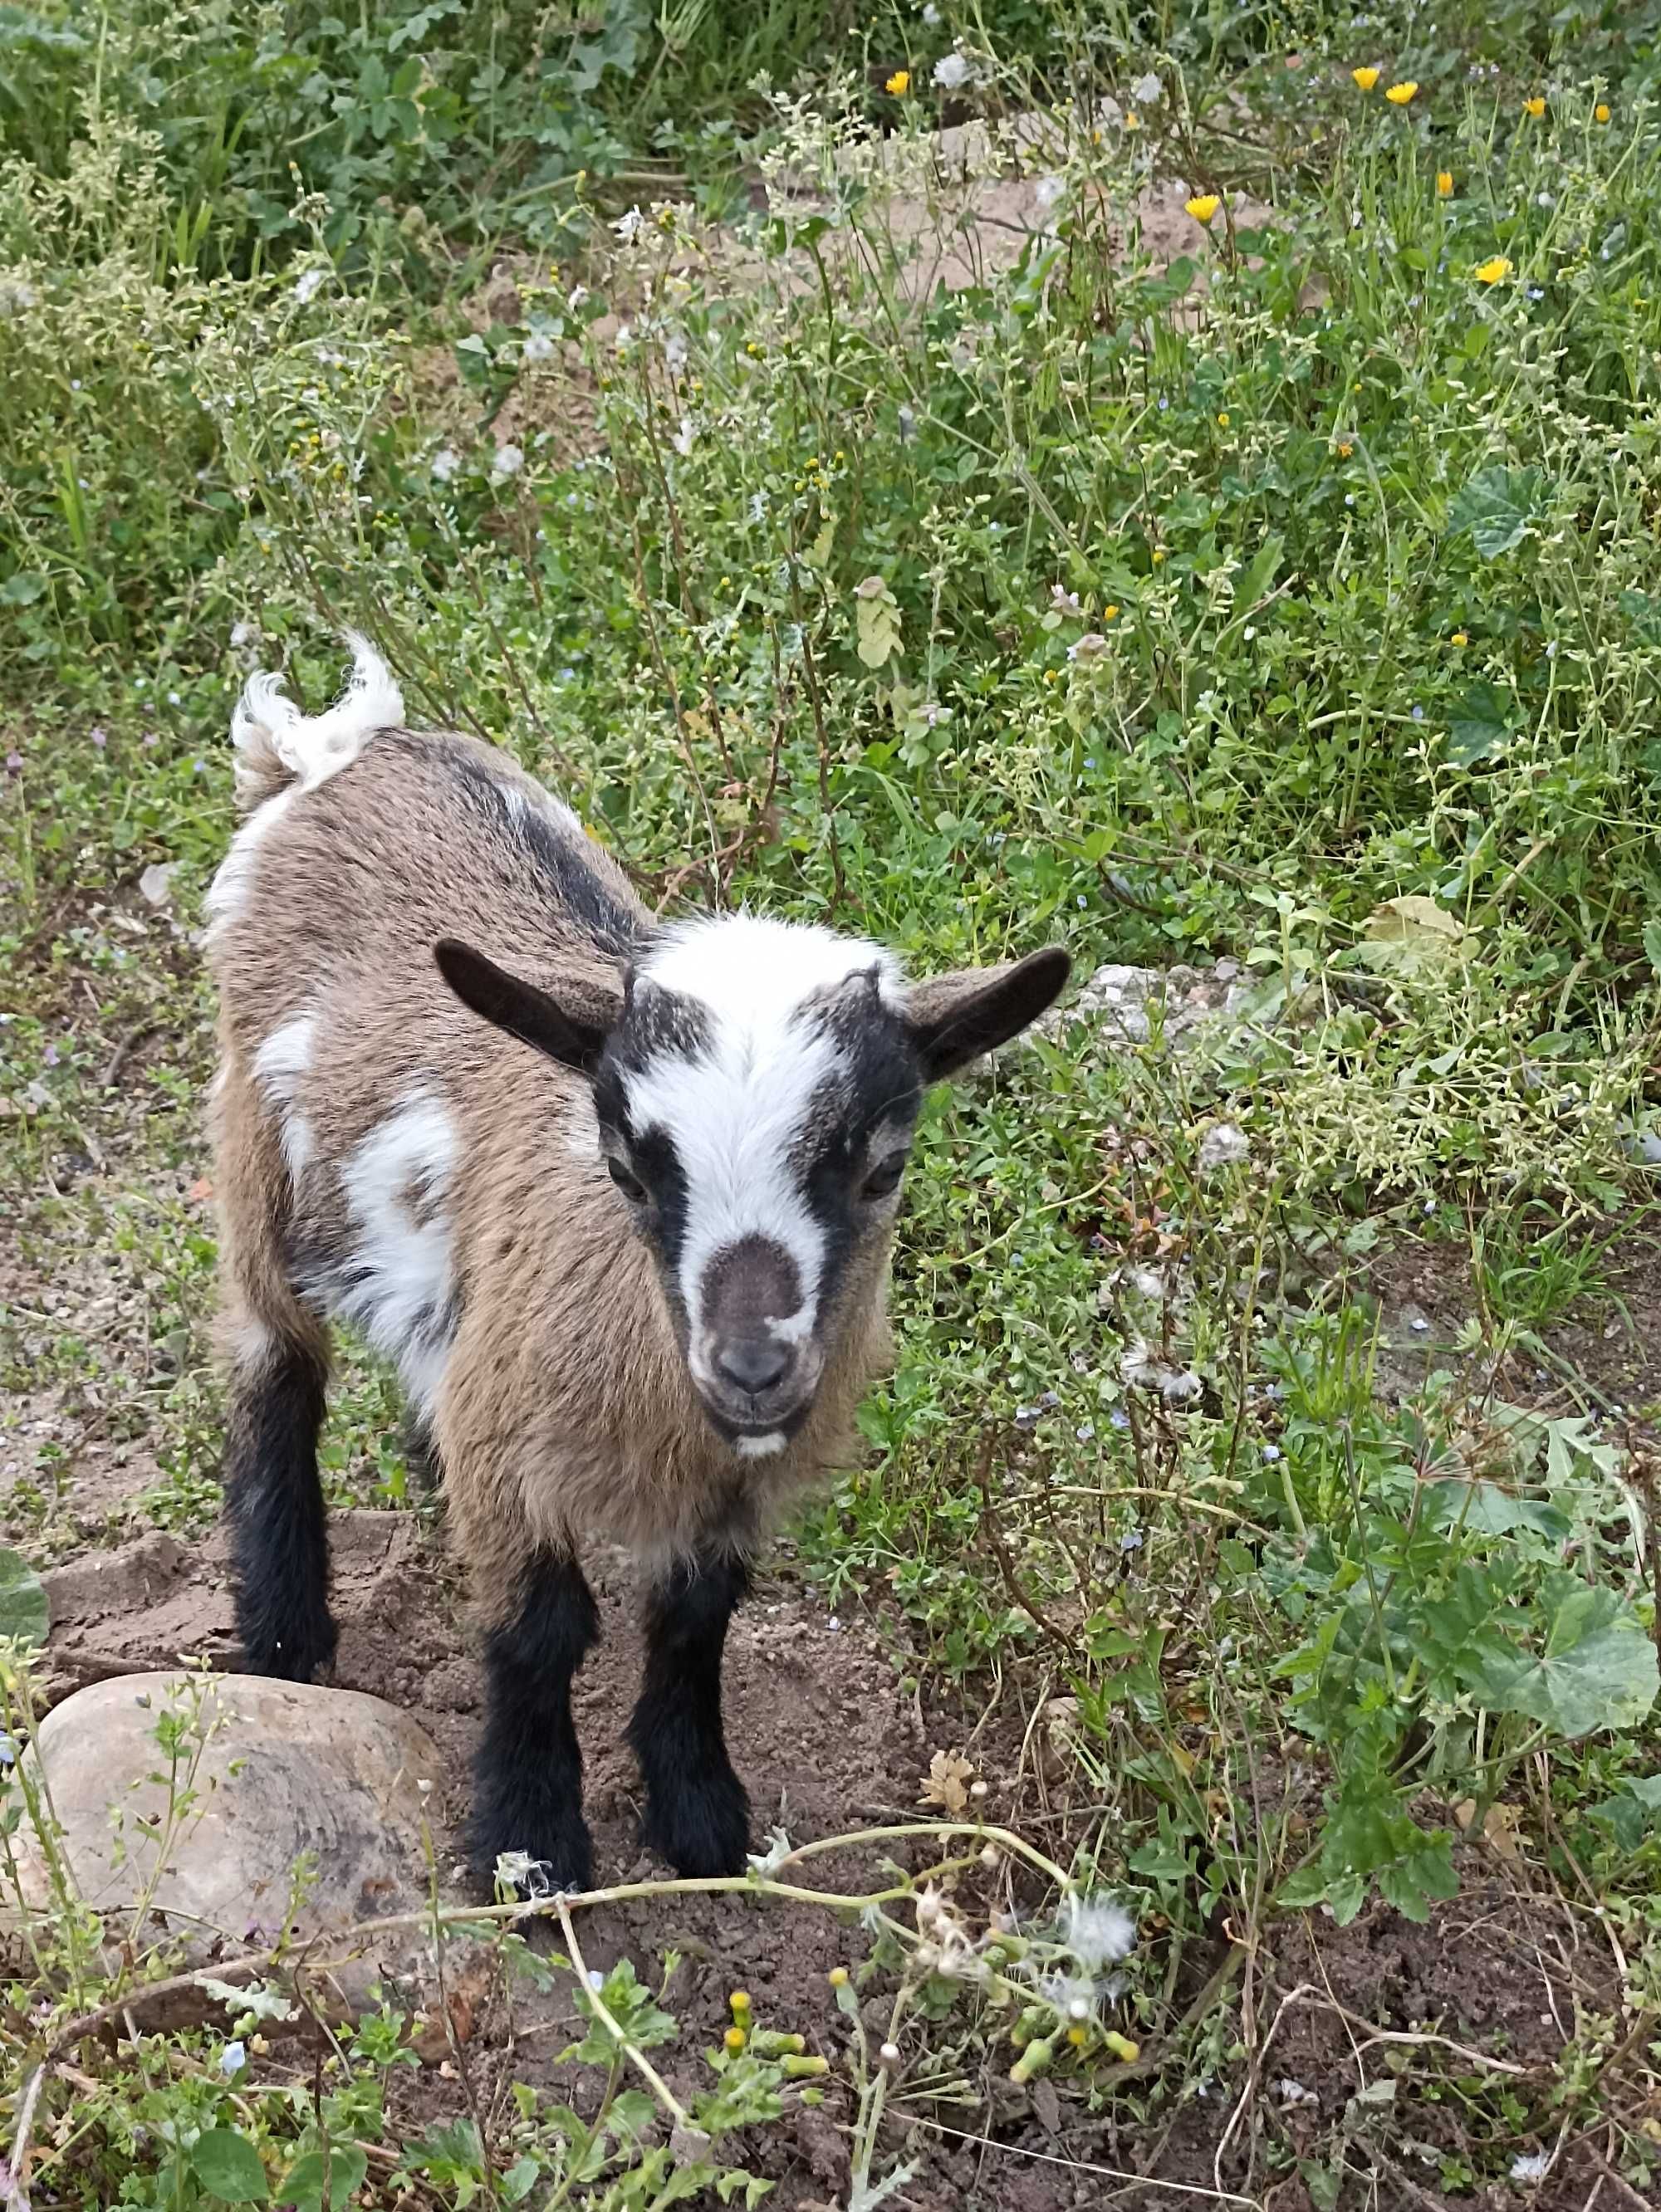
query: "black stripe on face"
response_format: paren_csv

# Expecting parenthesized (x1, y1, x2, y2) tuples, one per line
(591, 982, 713, 1307)
(788, 985, 924, 1323)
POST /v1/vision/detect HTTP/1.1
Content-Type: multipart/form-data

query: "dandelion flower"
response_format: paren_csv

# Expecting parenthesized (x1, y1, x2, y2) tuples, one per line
(1436, 171, 1454, 197)
(1522, 96, 1546, 119)
(1451, 629, 1468, 645)
(885, 69, 910, 95)
(1351, 67, 1380, 91)
(1336, 439, 1354, 457)
(1595, 103, 1610, 124)
(1474, 255, 1512, 285)
(1385, 81, 1418, 105)
(1184, 193, 1222, 224)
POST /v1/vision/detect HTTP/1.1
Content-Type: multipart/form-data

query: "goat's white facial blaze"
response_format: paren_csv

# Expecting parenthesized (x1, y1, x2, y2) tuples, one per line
(626, 916, 895, 1376)
(252, 1011, 318, 1187)
(327, 1091, 460, 1412)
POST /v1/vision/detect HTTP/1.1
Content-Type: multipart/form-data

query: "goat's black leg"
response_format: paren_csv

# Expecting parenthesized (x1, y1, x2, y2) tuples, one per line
(469, 1549, 599, 1894)
(226, 1336, 336, 1682)
(628, 1550, 751, 1877)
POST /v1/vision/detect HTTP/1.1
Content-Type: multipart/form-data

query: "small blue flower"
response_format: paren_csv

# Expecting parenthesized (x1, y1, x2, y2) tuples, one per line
(220, 2041, 247, 2077)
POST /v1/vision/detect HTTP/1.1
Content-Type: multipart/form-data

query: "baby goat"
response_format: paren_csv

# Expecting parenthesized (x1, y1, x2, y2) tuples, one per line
(208, 638, 1067, 1890)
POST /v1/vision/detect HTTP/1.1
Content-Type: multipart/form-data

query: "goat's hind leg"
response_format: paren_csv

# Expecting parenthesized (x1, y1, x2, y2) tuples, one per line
(628, 1549, 752, 1877)
(215, 1060, 336, 1681)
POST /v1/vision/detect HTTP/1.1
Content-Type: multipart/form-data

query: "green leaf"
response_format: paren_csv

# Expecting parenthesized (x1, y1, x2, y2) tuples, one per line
(1589, 1774, 1661, 1852)
(1465, 1582, 1659, 1738)
(1448, 464, 1544, 558)
(192, 2131, 269, 2204)
(0, 571, 47, 605)
(0, 1547, 48, 1647)
(852, 576, 902, 669)
(1643, 918, 1661, 981)
(277, 2147, 368, 2212)
(502, 2156, 541, 2204)
(1444, 680, 1516, 766)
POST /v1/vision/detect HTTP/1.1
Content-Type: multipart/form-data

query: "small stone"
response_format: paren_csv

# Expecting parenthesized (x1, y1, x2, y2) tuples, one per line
(139, 863, 177, 909)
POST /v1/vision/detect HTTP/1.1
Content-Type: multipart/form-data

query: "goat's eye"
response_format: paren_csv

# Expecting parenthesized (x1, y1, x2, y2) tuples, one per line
(860, 1156, 906, 1203)
(607, 1157, 647, 1202)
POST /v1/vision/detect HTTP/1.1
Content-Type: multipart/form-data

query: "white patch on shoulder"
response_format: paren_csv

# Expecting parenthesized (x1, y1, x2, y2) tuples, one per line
(325, 1091, 460, 1412)
(233, 630, 403, 795)
(252, 1011, 318, 1187)
(734, 1431, 786, 1461)
(204, 785, 298, 942)
(627, 914, 905, 1357)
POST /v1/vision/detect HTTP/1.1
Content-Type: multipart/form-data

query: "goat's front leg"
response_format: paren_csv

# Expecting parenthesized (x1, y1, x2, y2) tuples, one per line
(627, 1550, 751, 1877)
(470, 1547, 599, 1893)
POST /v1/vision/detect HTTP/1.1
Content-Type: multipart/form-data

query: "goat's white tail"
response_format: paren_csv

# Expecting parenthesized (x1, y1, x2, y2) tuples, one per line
(229, 632, 404, 810)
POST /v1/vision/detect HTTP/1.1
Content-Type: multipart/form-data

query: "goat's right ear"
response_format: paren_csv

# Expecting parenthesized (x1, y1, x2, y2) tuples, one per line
(434, 940, 620, 1077)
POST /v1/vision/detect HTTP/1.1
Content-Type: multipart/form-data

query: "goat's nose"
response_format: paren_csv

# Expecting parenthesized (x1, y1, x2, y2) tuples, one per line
(716, 1339, 791, 1397)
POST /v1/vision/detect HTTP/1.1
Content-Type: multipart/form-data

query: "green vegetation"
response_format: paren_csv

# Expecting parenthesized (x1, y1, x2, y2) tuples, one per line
(2, 1, 1660, 2204)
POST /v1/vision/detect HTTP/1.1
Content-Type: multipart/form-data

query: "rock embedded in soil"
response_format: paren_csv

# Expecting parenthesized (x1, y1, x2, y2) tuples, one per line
(12, 1671, 460, 2019)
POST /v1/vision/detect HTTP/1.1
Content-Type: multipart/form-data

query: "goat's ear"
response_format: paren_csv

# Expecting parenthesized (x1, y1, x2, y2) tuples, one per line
(434, 940, 620, 1076)
(904, 947, 1071, 1083)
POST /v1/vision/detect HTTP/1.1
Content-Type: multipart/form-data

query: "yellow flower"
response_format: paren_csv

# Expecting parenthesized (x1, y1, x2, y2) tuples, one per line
(828, 1967, 849, 1988)
(1337, 439, 1353, 457)
(1595, 102, 1611, 124)
(1124, 111, 1140, 130)
(1473, 255, 1512, 285)
(1385, 81, 1418, 105)
(1436, 171, 1453, 197)
(1522, 96, 1546, 119)
(1216, 412, 1230, 428)
(1151, 548, 1166, 563)
(1185, 193, 1222, 224)
(885, 69, 910, 95)
(724, 2026, 747, 2053)
(1067, 2026, 1088, 2048)
(1352, 66, 1380, 91)
(1451, 629, 1468, 645)
(1103, 604, 1120, 620)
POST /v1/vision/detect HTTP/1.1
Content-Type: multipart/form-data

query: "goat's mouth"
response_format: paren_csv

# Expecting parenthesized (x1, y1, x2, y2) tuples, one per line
(694, 1392, 815, 1453)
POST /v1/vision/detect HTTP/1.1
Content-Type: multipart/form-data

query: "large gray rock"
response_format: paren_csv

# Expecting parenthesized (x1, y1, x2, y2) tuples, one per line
(14, 1672, 461, 2018)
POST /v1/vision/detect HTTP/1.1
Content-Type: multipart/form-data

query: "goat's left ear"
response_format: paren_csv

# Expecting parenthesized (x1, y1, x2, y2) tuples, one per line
(434, 939, 621, 1076)
(904, 947, 1071, 1083)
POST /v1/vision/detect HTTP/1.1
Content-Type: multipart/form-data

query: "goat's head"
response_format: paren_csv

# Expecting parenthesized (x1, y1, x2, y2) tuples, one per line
(437, 917, 1067, 1453)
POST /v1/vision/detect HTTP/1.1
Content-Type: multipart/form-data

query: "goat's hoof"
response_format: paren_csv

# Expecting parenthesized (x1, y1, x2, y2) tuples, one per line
(641, 1766, 751, 1878)
(468, 1808, 594, 1899)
